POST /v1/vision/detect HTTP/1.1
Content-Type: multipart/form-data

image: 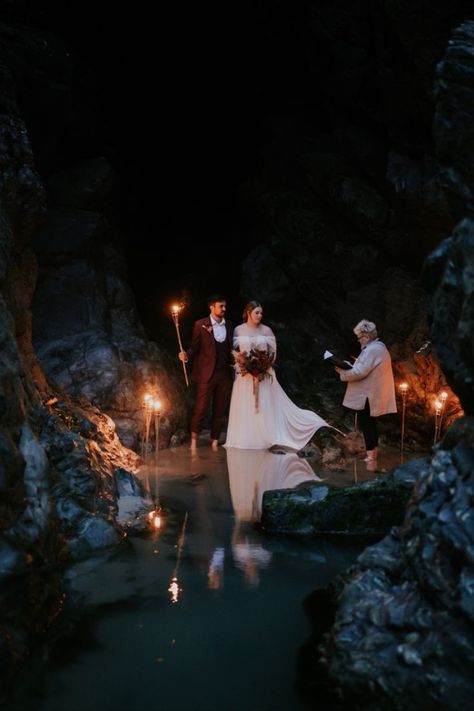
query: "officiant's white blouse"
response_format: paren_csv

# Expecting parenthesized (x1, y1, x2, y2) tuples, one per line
(338, 338, 396, 416)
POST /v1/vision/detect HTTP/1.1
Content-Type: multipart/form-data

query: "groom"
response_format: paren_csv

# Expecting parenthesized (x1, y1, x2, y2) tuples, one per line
(179, 295, 233, 451)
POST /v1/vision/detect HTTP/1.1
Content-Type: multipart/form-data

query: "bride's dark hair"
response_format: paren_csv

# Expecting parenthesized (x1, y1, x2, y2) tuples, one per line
(242, 300, 262, 322)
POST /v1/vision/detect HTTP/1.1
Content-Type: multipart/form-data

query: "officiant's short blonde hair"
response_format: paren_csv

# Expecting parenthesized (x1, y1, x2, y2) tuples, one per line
(353, 319, 377, 339)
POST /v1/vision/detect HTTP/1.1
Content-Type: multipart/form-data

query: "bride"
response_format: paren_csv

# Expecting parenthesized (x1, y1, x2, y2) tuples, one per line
(224, 300, 330, 450)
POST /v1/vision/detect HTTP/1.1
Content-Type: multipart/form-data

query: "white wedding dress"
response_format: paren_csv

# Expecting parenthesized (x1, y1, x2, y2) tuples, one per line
(224, 331, 329, 450)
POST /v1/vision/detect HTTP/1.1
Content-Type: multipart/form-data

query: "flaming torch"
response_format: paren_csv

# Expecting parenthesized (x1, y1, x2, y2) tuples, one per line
(434, 398, 443, 444)
(399, 382, 409, 460)
(171, 303, 189, 387)
(438, 390, 448, 439)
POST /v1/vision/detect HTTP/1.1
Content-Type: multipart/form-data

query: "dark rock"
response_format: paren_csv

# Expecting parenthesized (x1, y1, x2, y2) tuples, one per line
(261, 461, 423, 536)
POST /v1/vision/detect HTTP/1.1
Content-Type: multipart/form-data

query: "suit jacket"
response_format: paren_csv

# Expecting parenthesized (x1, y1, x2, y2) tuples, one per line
(187, 317, 233, 384)
(339, 339, 397, 416)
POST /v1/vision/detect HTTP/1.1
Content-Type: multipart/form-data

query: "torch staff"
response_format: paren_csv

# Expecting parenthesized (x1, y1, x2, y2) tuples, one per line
(438, 391, 448, 439)
(399, 382, 408, 462)
(171, 304, 189, 387)
(434, 399, 442, 444)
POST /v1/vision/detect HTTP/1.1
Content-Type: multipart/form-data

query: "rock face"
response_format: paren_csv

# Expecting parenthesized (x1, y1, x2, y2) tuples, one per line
(0, 57, 145, 571)
(235, 2, 469, 445)
(319, 427, 474, 710)
(0, 22, 155, 688)
(0, 22, 187, 455)
(314, 21, 474, 709)
(423, 22, 474, 416)
(31, 159, 187, 451)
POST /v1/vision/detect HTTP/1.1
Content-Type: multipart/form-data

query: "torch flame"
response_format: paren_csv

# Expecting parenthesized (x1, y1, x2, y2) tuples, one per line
(440, 391, 448, 401)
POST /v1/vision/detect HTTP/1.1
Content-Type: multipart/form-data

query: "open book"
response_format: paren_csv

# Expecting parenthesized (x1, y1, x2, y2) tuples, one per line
(323, 350, 353, 370)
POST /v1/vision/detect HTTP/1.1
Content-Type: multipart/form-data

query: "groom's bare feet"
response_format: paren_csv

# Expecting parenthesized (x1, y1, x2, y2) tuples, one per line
(211, 439, 219, 451)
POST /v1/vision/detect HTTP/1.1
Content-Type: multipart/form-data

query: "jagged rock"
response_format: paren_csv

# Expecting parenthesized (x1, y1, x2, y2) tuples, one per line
(317, 442, 474, 710)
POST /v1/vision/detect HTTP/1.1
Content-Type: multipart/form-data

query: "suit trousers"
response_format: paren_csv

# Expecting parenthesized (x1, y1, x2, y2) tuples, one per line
(358, 398, 379, 451)
(191, 369, 233, 441)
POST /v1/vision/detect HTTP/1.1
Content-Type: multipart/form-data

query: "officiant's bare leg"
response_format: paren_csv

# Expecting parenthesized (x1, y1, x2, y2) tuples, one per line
(359, 400, 379, 465)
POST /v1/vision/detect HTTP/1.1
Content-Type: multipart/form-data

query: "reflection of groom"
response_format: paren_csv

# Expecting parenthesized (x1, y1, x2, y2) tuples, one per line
(179, 295, 233, 451)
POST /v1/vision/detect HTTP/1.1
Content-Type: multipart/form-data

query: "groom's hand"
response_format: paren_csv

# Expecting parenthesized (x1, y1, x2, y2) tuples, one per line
(179, 351, 189, 363)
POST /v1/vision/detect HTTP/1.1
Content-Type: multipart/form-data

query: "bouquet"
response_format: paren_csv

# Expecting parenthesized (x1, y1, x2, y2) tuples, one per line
(232, 347, 275, 413)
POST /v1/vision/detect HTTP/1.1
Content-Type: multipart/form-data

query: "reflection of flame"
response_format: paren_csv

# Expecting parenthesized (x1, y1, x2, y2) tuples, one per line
(144, 393, 153, 405)
(168, 577, 179, 603)
(148, 510, 162, 530)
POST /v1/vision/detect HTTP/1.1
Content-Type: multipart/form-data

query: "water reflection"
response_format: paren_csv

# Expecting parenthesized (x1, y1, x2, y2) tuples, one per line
(206, 449, 324, 590)
(226, 448, 324, 522)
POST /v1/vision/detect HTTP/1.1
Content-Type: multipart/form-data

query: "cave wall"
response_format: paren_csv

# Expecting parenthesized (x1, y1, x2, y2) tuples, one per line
(0, 20, 188, 452)
(314, 20, 474, 709)
(235, 0, 470, 441)
(0, 25, 152, 582)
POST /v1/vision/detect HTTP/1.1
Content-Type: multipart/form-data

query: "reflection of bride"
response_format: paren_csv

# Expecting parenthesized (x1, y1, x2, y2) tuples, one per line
(226, 447, 322, 522)
(228, 448, 322, 587)
(208, 449, 322, 589)
(224, 301, 330, 450)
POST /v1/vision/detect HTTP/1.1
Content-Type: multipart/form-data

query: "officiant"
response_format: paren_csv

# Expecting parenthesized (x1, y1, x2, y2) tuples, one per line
(335, 319, 396, 468)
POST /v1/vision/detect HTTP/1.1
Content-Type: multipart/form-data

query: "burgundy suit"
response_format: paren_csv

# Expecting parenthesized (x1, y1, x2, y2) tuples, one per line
(186, 317, 233, 440)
